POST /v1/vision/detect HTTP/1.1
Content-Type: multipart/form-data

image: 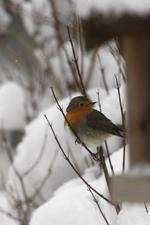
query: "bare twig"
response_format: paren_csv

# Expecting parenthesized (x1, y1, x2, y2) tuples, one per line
(97, 90, 102, 112)
(104, 141, 115, 175)
(88, 188, 110, 225)
(98, 147, 121, 214)
(108, 43, 126, 83)
(85, 48, 98, 88)
(75, 15, 84, 76)
(67, 26, 87, 97)
(97, 54, 109, 94)
(44, 115, 114, 206)
(144, 203, 149, 213)
(1, 129, 30, 223)
(96, 93, 114, 175)
(50, 87, 97, 158)
(115, 76, 126, 173)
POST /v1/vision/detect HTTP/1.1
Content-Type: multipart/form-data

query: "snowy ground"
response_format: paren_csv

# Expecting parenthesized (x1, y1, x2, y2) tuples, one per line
(29, 148, 150, 225)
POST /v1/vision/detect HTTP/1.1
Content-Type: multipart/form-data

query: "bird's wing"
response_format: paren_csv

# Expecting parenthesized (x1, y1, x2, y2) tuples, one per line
(86, 110, 124, 137)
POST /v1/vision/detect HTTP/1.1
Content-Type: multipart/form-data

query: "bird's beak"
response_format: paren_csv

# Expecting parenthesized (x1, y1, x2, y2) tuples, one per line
(91, 101, 96, 105)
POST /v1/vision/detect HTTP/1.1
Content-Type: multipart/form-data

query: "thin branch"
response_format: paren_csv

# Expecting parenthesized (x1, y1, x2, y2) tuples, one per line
(115, 75, 126, 173)
(104, 141, 115, 175)
(85, 48, 98, 88)
(108, 43, 126, 83)
(67, 26, 87, 97)
(97, 53, 109, 94)
(75, 15, 84, 76)
(44, 115, 114, 206)
(144, 203, 149, 213)
(115, 76, 125, 127)
(1, 129, 30, 223)
(96, 92, 114, 175)
(97, 90, 102, 112)
(88, 188, 110, 225)
(50, 87, 97, 158)
(98, 147, 121, 214)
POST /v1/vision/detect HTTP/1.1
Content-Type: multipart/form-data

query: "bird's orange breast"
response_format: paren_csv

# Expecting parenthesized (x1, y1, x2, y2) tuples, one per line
(65, 106, 92, 128)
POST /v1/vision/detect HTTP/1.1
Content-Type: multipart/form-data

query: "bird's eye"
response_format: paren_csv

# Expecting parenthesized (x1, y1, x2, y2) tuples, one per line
(79, 102, 84, 107)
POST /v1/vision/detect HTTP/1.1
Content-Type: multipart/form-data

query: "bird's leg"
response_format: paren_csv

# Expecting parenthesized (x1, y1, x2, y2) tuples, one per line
(91, 152, 99, 161)
(75, 138, 81, 145)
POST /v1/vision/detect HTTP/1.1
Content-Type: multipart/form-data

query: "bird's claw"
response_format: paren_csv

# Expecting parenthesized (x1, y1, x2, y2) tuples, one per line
(91, 152, 99, 161)
(75, 138, 81, 145)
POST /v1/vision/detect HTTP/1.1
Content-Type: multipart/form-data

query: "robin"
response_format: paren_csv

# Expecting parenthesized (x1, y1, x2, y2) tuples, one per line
(65, 95, 124, 148)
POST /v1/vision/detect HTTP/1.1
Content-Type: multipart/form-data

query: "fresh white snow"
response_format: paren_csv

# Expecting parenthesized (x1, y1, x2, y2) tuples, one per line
(29, 148, 129, 225)
(72, 0, 150, 19)
(0, 82, 26, 130)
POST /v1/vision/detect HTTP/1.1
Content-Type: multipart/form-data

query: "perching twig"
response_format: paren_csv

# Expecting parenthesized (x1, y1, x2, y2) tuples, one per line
(50, 87, 97, 159)
(104, 141, 115, 175)
(98, 147, 121, 214)
(96, 93, 114, 175)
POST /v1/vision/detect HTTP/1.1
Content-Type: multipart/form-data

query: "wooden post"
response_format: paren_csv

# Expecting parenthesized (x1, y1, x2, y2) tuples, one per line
(111, 35, 150, 202)
(123, 35, 150, 166)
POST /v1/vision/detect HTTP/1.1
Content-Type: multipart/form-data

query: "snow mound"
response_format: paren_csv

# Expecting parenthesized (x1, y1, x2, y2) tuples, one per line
(0, 192, 17, 225)
(117, 203, 150, 225)
(29, 147, 129, 225)
(30, 147, 150, 225)
(72, 0, 150, 19)
(0, 82, 26, 130)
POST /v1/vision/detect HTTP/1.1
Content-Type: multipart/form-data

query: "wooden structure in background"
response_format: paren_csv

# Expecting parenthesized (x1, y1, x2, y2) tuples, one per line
(81, 11, 150, 202)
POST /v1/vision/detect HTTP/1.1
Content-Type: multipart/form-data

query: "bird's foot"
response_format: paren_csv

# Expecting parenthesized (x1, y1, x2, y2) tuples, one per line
(75, 138, 81, 145)
(91, 152, 99, 161)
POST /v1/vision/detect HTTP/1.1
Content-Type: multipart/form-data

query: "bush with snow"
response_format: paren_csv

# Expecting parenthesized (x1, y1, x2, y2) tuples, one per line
(49, 41, 125, 93)
(29, 147, 150, 225)
(29, 148, 130, 225)
(7, 86, 125, 205)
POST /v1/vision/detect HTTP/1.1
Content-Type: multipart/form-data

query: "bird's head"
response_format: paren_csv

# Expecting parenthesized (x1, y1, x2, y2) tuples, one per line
(66, 96, 96, 113)
(65, 96, 96, 127)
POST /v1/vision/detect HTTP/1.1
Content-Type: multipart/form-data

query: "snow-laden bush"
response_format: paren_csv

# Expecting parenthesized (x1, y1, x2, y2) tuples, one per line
(29, 147, 130, 225)
(7, 86, 125, 205)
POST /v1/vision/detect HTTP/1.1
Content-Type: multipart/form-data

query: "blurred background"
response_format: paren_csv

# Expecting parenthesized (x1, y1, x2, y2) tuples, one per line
(0, 0, 127, 224)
